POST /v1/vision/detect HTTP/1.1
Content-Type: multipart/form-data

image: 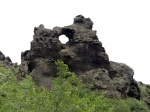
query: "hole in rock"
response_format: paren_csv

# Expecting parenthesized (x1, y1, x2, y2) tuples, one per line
(59, 35, 69, 44)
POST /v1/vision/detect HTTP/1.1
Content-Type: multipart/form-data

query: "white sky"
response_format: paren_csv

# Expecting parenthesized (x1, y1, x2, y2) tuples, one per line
(0, 0, 150, 84)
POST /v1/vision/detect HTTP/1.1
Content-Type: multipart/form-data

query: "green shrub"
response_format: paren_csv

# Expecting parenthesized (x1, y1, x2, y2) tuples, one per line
(138, 82, 150, 101)
(0, 62, 149, 112)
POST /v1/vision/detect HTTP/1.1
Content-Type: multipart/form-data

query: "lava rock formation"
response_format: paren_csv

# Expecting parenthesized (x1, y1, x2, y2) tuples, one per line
(18, 15, 141, 99)
(0, 51, 17, 68)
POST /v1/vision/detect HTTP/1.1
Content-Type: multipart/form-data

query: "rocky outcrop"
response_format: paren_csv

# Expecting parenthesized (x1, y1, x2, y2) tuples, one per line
(0, 51, 17, 68)
(18, 15, 141, 99)
(110, 61, 141, 99)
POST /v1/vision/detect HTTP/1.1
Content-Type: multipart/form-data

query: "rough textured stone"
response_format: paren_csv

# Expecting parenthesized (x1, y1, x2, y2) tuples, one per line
(0, 51, 17, 69)
(110, 61, 141, 99)
(0, 51, 5, 60)
(18, 15, 141, 99)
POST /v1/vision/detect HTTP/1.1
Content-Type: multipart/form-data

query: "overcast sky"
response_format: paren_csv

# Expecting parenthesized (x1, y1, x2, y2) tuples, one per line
(0, 0, 150, 84)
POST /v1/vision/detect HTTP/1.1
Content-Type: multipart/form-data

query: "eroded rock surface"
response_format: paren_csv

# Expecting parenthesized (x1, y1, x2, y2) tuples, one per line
(18, 15, 140, 99)
(0, 51, 17, 68)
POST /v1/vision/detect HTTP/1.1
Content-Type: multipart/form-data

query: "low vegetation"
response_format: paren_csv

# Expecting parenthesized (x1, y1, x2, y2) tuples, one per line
(137, 81, 150, 101)
(0, 61, 149, 112)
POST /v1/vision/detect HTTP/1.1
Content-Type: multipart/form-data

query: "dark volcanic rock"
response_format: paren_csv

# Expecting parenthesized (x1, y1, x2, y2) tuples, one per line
(18, 15, 141, 99)
(0, 51, 5, 60)
(110, 61, 140, 99)
(0, 51, 17, 68)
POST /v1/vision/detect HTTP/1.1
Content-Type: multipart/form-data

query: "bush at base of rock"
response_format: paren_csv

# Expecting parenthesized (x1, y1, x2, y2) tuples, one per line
(0, 63, 149, 112)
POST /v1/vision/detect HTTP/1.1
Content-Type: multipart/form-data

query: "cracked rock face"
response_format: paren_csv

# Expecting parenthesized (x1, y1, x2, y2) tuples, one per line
(18, 15, 140, 99)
